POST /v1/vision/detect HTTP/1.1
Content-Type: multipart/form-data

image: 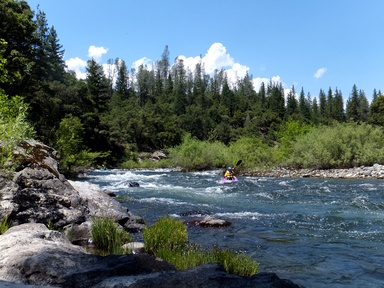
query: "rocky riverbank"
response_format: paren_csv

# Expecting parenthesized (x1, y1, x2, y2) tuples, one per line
(245, 163, 384, 179)
(0, 140, 304, 288)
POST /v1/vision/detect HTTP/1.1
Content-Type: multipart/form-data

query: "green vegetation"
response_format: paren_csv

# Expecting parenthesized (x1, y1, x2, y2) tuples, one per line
(1, 1, 384, 174)
(287, 122, 384, 169)
(143, 216, 259, 276)
(0, 93, 34, 169)
(0, 215, 11, 234)
(91, 217, 134, 255)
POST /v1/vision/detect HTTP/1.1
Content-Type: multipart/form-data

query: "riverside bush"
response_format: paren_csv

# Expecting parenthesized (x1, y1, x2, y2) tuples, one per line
(91, 217, 134, 255)
(228, 137, 276, 168)
(287, 122, 384, 168)
(168, 134, 228, 170)
(0, 94, 34, 170)
(143, 216, 259, 276)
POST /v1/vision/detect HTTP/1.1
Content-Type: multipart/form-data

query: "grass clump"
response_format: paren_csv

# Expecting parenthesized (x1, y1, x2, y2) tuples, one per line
(91, 217, 134, 255)
(0, 215, 11, 234)
(143, 216, 259, 276)
(143, 216, 187, 255)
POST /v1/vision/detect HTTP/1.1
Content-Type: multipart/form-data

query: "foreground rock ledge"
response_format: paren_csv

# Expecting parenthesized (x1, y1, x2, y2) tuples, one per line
(0, 223, 303, 288)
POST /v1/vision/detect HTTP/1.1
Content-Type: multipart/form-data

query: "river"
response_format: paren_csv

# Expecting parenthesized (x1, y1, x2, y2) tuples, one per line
(78, 169, 384, 287)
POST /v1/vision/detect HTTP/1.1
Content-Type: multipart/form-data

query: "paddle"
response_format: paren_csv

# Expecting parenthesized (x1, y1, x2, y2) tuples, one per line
(233, 160, 242, 170)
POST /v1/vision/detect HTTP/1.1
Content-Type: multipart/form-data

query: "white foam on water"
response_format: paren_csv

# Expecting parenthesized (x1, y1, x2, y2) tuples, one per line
(214, 211, 267, 220)
(137, 197, 189, 206)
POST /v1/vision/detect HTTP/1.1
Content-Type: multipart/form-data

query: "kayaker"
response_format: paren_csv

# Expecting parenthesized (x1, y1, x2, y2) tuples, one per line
(224, 166, 234, 180)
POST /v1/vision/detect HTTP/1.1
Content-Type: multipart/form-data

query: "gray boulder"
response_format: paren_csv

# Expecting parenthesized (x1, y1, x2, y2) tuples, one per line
(0, 167, 87, 229)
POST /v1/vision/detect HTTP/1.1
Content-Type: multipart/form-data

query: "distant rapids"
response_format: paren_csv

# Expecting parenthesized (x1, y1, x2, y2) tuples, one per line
(77, 169, 384, 288)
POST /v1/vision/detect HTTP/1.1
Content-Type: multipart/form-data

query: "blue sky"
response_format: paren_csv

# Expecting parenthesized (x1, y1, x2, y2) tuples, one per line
(26, 0, 384, 102)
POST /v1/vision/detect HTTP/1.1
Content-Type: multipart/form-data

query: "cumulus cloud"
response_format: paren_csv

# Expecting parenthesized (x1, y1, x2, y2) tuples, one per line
(314, 67, 327, 79)
(132, 57, 153, 72)
(252, 75, 283, 93)
(176, 43, 250, 86)
(88, 45, 108, 62)
(202, 42, 235, 74)
(65, 57, 87, 79)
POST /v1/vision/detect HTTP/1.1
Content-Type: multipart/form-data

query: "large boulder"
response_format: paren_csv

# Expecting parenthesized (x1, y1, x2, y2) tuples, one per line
(0, 223, 304, 288)
(0, 140, 145, 236)
(0, 167, 88, 229)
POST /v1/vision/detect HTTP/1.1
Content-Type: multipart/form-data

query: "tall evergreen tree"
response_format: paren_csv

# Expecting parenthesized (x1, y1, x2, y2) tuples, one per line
(259, 82, 266, 109)
(299, 87, 311, 121)
(346, 84, 360, 122)
(319, 89, 327, 121)
(332, 88, 345, 122)
(286, 85, 299, 117)
(86, 58, 109, 113)
(267, 80, 285, 119)
(173, 58, 187, 115)
(327, 87, 333, 120)
(115, 58, 130, 99)
(312, 97, 320, 124)
(358, 90, 369, 122)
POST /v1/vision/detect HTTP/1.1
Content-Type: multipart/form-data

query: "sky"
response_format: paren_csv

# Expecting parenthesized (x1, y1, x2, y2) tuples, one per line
(25, 0, 384, 102)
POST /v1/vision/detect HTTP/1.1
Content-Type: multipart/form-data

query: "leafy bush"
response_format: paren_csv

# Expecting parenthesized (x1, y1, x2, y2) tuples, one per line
(0, 93, 34, 170)
(228, 136, 276, 168)
(91, 217, 134, 255)
(287, 122, 384, 168)
(143, 216, 259, 276)
(55, 114, 109, 176)
(168, 134, 228, 170)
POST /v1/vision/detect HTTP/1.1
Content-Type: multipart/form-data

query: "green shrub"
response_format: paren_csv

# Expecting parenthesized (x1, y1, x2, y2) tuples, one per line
(168, 134, 229, 170)
(91, 217, 134, 255)
(288, 122, 384, 168)
(0, 93, 34, 170)
(143, 217, 259, 276)
(55, 114, 109, 176)
(228, 136, 275, 168)
(143, 216, 187, 254)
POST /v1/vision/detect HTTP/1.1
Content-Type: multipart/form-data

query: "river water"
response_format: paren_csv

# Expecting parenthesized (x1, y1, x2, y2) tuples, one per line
(78, 169, 384, 287)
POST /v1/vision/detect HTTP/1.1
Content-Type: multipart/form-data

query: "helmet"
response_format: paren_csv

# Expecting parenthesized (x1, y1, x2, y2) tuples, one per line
(228, 166, 231, 170)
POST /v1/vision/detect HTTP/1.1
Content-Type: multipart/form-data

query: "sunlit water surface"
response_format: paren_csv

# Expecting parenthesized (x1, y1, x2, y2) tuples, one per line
(78, 169, 384, 287)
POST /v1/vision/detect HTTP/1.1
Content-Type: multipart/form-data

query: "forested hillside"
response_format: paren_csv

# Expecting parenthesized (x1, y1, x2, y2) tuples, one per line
(1, 0, 384, 174)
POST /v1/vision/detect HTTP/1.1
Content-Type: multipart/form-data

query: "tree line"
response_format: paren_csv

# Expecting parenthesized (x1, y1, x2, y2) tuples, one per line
(1, 0, 384, 174)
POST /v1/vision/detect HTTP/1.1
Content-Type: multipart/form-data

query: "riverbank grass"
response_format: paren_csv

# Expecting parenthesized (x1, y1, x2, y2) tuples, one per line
(91, 217, 134, 255)
(0, 215, 11, 234)
(143, 216, 259, 276)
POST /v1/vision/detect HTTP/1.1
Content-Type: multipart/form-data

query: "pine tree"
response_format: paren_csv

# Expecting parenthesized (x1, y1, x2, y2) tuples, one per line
(319, 89, 327, 121)
(115, 58, 130, 99)
(358, 90, 369, 122)
(86, 58, 109, 113)
(346, 84, 360, 122)
(286, 85, 299, 117)
(333, 88, 345, 122)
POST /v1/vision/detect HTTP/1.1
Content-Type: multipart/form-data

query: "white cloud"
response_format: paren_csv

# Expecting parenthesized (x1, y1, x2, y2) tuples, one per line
(202, 42, 235, 74)
(65, 57, 87, 79)
(132, 57, 153, 72)
(252, 75, 283, 92)
(314, 67, 327, 79)
(176, 43, 248, 86)
(88, 45, 108, 62)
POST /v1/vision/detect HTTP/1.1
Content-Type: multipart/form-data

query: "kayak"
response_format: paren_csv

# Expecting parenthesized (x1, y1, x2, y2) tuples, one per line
(222, 176, 238, 183)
